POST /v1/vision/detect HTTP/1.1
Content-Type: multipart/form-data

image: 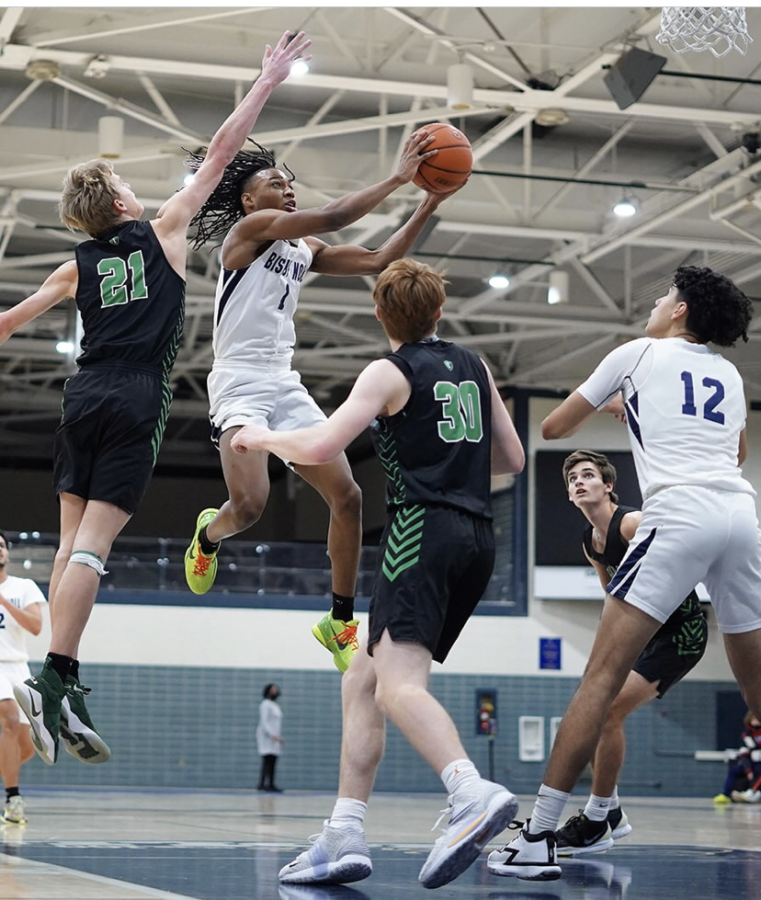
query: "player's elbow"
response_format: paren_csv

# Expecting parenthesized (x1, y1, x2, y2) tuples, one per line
(308, 436, 341, 466)
(541, 417, 564, 440)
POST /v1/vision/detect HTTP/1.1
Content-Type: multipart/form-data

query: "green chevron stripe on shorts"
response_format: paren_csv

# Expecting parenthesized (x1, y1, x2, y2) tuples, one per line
(673, 615, 708, 656)
(382, 505, 425, 582)
(150, 380, 173, 466)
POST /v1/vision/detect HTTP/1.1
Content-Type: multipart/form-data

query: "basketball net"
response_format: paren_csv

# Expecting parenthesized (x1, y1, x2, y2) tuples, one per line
(656, 7, 752, 57)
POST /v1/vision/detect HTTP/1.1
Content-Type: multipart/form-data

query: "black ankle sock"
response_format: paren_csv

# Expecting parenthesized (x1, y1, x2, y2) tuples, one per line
(69, 659, 80, 681)
(46, 652, 74, 683)
(331, 592, 355, 622)
(5, 787, 19, 801)
(199, 526, 220, 557)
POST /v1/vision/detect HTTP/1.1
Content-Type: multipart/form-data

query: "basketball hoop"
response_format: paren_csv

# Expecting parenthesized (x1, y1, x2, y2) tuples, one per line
(656, 7, 752, 57)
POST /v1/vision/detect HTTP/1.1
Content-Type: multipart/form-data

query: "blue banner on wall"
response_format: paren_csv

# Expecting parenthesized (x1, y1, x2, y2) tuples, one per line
(539, 637, 562, 670)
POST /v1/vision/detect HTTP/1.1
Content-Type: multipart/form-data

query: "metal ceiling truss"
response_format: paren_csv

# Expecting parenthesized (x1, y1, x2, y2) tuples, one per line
(1, 6, 761, 465)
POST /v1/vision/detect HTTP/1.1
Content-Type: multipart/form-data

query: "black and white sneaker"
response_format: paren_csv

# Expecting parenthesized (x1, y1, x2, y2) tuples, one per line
(606, 806, 632, 840)
(556, 812, 614, 856)
(487, 821, 562, 881)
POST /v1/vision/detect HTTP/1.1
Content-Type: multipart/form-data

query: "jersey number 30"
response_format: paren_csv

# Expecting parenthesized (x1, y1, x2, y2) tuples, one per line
(680, 371, 725, 425)
(98, 251, 149, 307)
(434, 381, 483, 442)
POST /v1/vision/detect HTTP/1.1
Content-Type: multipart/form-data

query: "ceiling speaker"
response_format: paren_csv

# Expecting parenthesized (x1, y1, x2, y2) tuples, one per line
(603, 47, 667, 110)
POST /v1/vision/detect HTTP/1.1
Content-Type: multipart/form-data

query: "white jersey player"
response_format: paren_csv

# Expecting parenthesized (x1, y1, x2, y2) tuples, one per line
(183, 132, 462, 674)
(489, 265, 761, 880)
(0, 532, 46, 824)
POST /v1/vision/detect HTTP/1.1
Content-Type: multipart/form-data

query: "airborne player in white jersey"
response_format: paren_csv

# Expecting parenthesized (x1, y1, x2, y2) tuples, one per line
(182, 135, 460, 673)
(489, 265, 761, 881)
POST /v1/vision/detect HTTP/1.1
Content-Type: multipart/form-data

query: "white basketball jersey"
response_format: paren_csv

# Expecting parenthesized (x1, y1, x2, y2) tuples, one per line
(0, 575, 46, 662)
(578, 337, 753, 500)
(212, 238, 313, 365)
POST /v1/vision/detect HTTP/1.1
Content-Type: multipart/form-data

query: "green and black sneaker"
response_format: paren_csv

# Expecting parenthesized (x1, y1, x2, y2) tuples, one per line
(13, 660, 66, 766)
(60, 676, 112, 765)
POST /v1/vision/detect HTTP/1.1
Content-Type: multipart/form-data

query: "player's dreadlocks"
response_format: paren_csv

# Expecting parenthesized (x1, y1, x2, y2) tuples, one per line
(186, 140, 295, 250)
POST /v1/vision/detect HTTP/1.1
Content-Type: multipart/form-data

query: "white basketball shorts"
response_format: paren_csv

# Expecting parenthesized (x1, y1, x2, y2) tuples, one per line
(0, 660, 33, 724)
(607, 484, 761, 634)
(207, 362, 327, 452)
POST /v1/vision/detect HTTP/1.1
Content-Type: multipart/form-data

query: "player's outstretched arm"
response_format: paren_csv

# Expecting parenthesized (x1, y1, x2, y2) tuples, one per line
(0, 260, 78, 345)
(483, 363, 525, 475)
(233, 130, 438, 245)
(310, 182, 465, 277)
(154, 30, 311, 241)
(230, 359, 408, 464)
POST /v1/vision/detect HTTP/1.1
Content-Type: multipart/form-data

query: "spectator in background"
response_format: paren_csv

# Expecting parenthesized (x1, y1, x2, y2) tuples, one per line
(0, 532, 47, 824)
(257, 683, 283, 792)
(714, 710, 761, 804)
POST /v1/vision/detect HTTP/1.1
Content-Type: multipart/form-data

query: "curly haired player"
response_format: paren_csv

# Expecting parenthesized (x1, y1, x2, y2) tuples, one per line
(182, 132, 463, 673)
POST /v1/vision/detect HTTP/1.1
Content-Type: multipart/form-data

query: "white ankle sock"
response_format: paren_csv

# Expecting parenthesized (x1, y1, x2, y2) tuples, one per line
(609, 786, 620, 811)
(440, 759, 481, 796)
(328, 797, 367, 831)
(583, 793, 612, 822)
(528, 784, 570, 834)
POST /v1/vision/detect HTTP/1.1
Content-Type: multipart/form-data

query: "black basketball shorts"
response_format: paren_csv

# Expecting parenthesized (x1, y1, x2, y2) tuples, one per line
(53, 363, 172, 515)
(368, 504, 495, 664)
(633, 609, 708, 698)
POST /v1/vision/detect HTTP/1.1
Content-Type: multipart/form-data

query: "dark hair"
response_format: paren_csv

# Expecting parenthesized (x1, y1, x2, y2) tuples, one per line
(0, 531, 7, 549)
(263, 683, 278, 699)
(187, 141, 293, 249)
(672, 266, 753, 347)
(562, 450, 619, 504)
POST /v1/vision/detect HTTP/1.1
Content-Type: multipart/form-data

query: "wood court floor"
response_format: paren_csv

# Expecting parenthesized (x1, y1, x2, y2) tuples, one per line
(0, 790, 758, 899)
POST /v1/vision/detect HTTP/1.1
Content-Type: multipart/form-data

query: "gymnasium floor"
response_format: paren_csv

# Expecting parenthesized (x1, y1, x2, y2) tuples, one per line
(0, 790, 758, 899)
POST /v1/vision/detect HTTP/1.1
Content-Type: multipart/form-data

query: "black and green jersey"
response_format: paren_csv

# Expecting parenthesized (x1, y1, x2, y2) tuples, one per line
(74, 221, 185, 378)
(370, 338, 493, 519)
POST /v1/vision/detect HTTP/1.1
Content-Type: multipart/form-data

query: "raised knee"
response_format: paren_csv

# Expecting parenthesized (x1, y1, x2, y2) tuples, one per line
(332, 480, 362, 520)
(229, 496, 266, 530)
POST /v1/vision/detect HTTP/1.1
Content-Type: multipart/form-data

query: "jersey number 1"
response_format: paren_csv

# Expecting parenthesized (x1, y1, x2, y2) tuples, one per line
(680, 371, 725, 424)
(98, 251, 149, 307)
(434, 381, 483, 442)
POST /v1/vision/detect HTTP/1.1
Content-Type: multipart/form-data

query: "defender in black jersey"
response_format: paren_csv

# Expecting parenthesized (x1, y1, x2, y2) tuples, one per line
(554, 450, 707, 855)
(231, 259, 525, 889)
(0, 31, 311, 769)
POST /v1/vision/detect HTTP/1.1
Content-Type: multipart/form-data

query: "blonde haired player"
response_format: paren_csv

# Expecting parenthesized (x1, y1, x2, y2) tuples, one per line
(0, 31, 311, 768)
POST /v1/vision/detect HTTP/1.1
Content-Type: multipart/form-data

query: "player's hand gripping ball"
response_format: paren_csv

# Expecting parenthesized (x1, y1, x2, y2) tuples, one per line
(412, 123, 473, 193)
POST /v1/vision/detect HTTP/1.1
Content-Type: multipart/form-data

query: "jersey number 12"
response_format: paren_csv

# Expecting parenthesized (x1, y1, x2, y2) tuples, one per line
(680, 371, 725, 424)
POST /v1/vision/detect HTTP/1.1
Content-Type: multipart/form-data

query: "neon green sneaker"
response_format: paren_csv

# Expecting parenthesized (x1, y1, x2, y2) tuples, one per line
(713, 793, 731, 805)
(312, 613, 359, 673)
(185, 508, 220, 594)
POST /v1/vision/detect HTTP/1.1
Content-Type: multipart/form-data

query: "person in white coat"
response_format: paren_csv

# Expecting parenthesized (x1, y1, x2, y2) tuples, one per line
(257, 683, 283, 792)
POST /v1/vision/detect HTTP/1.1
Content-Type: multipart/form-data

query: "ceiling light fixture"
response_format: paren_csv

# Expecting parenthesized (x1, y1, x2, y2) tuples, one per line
(613, 192, 639, 218)
(290, 59, 310, 77)
(548, 270, 569, 305)
(447, 61, 474, 109)
(98, 116, 124, 159)
(56, 341, 74, 354)
(488, 273, 510, 290)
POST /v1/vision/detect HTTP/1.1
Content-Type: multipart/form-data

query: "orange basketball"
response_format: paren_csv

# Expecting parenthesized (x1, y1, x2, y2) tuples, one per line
(413, 122, 473, 193)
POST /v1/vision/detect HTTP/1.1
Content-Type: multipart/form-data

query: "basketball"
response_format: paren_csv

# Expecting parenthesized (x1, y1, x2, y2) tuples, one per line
(412, 122, 473, 193)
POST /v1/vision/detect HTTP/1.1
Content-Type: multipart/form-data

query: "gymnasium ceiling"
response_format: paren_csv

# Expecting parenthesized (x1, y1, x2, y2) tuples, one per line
(2, 5, 761, 470)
